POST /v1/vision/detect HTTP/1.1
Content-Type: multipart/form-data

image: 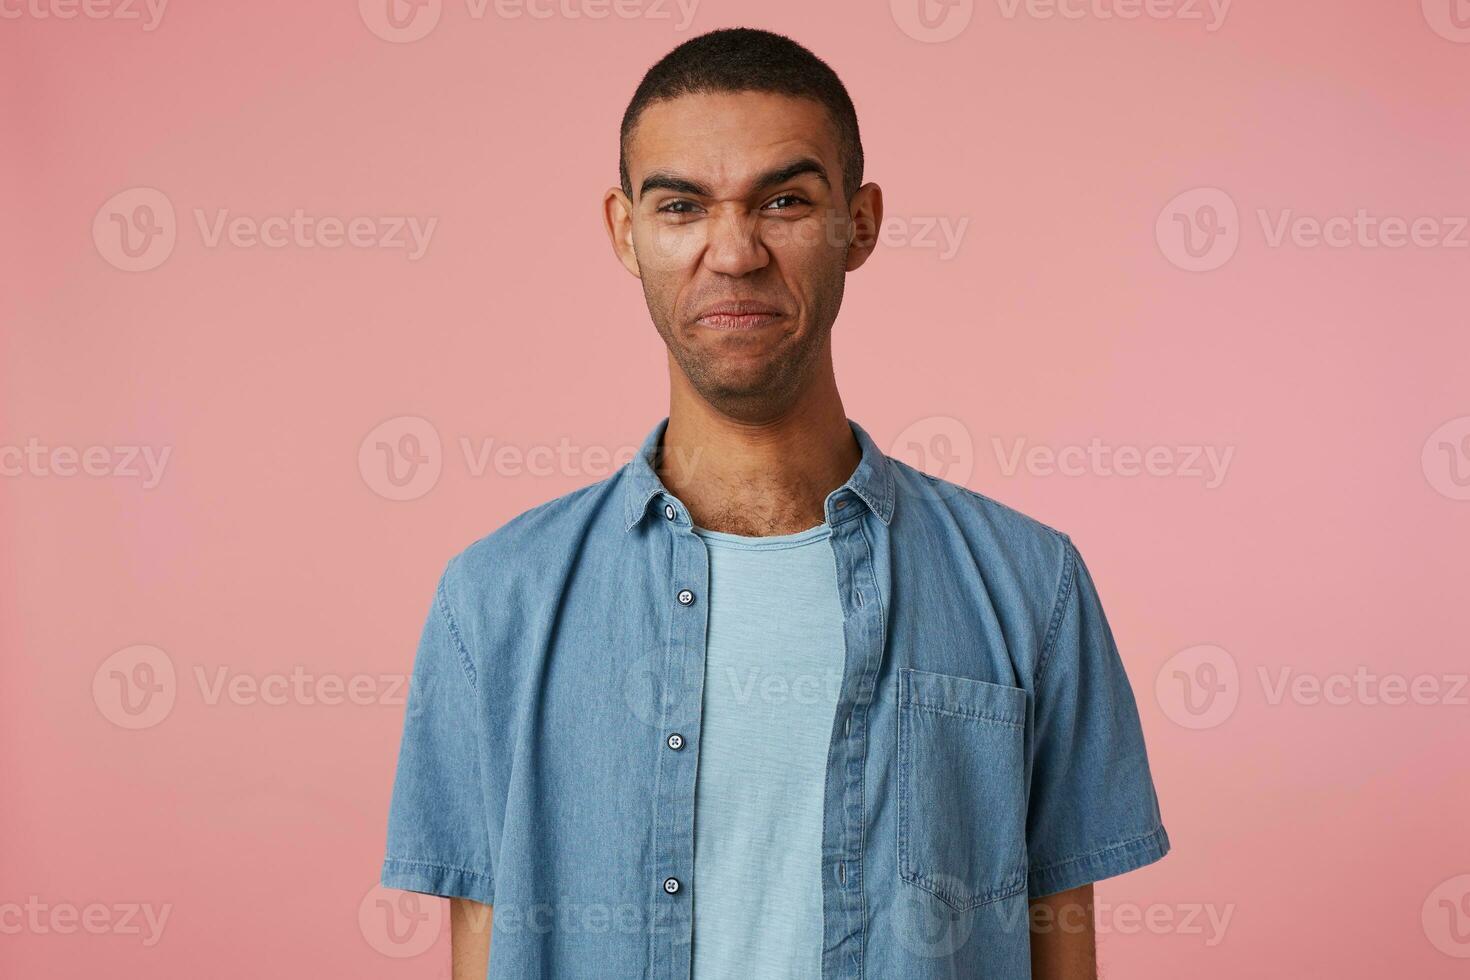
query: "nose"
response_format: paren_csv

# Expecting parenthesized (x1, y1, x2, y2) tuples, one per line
(702, 206, 769, 277)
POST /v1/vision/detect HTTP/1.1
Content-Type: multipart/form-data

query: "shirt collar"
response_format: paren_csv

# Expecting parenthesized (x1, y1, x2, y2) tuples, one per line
(621, 416, 896, 532)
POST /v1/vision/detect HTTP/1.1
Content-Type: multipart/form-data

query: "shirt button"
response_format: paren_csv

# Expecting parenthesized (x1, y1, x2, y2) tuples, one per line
(663, 503, 676, 521)
(666, 732, 684, 751)
(662, 876, 681, 895)
(677, 589, 695, 606)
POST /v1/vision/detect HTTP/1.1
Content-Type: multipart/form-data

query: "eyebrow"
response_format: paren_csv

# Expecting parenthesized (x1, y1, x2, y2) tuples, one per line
(638, 157, 831, 200)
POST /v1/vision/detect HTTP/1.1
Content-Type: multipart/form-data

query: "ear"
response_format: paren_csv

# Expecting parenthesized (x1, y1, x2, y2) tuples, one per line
(844, 182, 884, 273)
(602, 187, 642, 279)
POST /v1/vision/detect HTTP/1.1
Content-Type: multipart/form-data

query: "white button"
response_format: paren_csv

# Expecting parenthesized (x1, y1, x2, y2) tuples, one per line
(677, 589, 694, 606)
(663, 504, 676, 520)
(663, 877, 681, 895)
(666, 733, 684, 751)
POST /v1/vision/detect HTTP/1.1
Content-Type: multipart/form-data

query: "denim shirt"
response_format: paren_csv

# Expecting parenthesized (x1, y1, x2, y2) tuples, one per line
(381, 417, 1170, 980)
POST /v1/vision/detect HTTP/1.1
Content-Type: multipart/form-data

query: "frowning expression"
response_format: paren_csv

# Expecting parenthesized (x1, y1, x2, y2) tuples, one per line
(608, 90, 874, 414)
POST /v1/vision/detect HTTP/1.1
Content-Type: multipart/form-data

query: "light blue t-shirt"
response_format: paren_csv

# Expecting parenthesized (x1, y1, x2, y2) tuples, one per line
(689, 521, 847, 980)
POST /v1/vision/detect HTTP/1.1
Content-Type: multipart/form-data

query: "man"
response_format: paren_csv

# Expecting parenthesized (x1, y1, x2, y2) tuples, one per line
(381, 27, 1168, 980)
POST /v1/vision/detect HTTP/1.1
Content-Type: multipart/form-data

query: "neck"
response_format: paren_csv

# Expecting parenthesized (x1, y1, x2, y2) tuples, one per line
(657, 354, 861, 536)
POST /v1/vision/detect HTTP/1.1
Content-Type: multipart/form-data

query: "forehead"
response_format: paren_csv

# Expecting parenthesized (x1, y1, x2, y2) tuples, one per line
(626, 90, 840, 193)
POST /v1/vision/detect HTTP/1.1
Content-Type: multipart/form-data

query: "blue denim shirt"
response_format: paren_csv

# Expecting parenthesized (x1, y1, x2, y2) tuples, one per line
(382, 417, 1169, 979)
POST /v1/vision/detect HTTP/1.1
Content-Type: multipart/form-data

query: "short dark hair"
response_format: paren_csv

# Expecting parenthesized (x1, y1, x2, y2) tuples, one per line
(618, 28, 864, 201)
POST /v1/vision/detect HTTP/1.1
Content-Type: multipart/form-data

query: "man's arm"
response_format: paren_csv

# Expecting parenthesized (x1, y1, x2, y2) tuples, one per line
(1029, 883, 1097, 980)
(450, 898, 493, 980)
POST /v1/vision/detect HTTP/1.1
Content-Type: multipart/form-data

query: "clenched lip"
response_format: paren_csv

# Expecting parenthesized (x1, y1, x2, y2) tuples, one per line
(693, 300, 785, 330)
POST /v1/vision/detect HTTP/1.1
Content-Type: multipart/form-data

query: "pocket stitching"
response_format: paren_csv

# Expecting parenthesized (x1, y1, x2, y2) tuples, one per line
(897, 668, 1029, 912)
(899, 667, 1027, 722)
(903, 866, 1028, 912)
(905, 700, 1024, 729)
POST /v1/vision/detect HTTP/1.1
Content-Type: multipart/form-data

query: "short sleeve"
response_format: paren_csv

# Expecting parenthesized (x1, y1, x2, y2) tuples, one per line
(380, 568, 496, 905)
(1025, 536, 1170, 898)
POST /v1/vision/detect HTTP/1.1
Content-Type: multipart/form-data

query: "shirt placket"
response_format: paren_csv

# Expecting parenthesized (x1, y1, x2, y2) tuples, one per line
(650, 497, 709, 980)
(821, 501, 887, 980)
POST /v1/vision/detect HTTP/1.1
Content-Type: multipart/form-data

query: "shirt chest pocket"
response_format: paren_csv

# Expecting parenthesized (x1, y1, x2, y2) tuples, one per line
(897, 667, 1029, 911)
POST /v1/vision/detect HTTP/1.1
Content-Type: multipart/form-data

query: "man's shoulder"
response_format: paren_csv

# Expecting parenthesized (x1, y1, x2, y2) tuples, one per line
(891, 457, 1069, 542)
(439, 467, 627, 596)
(888, 456, 1077, 590)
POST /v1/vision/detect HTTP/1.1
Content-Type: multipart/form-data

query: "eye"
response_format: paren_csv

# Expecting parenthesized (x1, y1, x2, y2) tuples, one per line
(657, 200, 702, 215)
(763, 194, 810, 211)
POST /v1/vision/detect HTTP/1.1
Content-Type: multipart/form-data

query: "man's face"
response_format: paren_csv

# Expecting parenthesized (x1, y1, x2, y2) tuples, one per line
(607, 90, 878, 419)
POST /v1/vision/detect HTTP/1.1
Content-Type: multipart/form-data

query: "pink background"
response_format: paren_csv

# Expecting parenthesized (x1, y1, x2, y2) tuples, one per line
(4, 0, 1468, 976)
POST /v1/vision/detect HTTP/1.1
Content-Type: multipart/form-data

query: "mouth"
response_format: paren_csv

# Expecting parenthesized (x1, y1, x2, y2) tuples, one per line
(693, 301, 786, 331)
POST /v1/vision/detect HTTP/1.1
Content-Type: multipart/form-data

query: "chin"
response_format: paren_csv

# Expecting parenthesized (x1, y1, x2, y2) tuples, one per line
(694, 364, 804, 414)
